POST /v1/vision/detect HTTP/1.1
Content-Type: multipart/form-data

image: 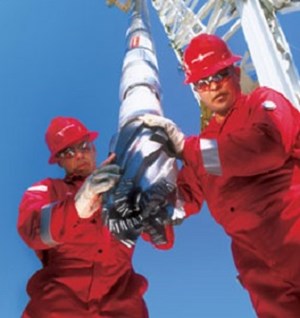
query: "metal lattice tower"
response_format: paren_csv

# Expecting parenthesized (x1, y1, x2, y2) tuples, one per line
(107, 0, 300, 129)
(150, 0, 300, 127)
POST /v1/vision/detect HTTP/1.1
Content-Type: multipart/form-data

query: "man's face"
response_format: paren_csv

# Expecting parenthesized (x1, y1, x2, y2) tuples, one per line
(193, 66, 241, 120)
(56, 139, 97, 177)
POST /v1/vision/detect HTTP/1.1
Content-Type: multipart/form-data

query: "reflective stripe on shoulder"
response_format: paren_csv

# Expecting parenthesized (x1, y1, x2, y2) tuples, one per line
(40, 202, 59, 247)
(199, 138, 222, 176)
(28, 185, 48, 192)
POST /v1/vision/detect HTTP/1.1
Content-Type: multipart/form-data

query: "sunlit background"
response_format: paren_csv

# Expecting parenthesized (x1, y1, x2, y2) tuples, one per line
(2, 1, 300, 317)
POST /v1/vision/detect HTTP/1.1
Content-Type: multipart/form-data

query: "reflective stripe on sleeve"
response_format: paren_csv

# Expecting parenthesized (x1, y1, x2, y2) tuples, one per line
(40, 202, 59, 246)
(199, 138, 222, 175)
(28, 185, 48, 192)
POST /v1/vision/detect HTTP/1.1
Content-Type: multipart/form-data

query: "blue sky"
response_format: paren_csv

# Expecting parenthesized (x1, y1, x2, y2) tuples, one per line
(1, 1, 300, 317)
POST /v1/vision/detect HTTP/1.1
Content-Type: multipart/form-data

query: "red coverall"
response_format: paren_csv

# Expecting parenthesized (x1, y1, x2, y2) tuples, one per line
(18, 174, 172, 318)
(177, 87, 300, 317)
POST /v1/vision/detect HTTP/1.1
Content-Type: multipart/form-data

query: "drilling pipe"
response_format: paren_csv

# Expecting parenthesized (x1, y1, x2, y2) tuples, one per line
(103, 0, 180, 248)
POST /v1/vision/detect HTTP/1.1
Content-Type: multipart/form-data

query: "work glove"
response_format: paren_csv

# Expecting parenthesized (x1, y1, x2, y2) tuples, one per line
(75, 164, 121, 218)
(138, 114, 185, 157)
(103, 179, 176, 247)
(139, 180, 186, 227)
(137, 179, 176, 245)
(102, 179, 144, 248)
(142, 209, 170, 245)
(138, 179, 176, 219)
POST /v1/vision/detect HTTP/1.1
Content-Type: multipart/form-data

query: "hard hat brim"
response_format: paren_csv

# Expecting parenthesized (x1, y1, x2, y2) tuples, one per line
(184, 55, 241, 84)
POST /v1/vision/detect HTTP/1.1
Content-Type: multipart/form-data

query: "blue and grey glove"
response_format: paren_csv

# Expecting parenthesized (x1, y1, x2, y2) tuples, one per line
(103, 178, 177, 247)
(102, 179, 144, 247)
(138, 179, 176, 245)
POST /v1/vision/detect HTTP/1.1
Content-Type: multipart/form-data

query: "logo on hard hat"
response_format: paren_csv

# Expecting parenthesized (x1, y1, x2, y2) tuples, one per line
(191, 51, 214, 64)
(56, 124, 76, 137)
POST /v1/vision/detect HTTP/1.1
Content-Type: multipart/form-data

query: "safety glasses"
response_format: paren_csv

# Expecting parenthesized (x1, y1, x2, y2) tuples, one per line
(193, 67, 234, 91)
(57, 141, 93, 159)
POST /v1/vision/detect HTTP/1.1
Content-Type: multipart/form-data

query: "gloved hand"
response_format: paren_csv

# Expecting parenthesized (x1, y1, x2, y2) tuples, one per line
(137, 179, 176, 246)
(102, 179, 144, 248)
(142, 209, 170, 245)
(102, 179, 176, 247)
(138, 114, 185, 157)
(138, 179, 176, 219)
(75, 164, 121, 218)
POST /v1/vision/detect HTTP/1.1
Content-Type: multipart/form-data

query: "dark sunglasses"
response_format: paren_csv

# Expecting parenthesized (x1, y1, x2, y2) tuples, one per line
(56, 141, 93, 159)
(193, 67, 234, 91)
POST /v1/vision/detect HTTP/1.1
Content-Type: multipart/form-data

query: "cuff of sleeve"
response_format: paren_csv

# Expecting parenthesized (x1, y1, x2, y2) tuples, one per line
(182, 136, 203, 164)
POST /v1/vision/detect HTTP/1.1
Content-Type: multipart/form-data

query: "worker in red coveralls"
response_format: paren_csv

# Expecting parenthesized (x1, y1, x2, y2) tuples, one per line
(139, 33, 300, 317)
(18, 116, 162, 318)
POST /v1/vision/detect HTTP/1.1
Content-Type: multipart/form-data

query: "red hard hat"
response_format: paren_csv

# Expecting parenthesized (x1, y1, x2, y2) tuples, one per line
(183, 33, 241, 84)
(45, 116, 98, 164)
